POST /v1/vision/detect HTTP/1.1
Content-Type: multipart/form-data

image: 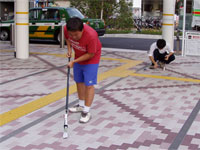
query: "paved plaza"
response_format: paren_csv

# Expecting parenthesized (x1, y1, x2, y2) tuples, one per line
(0, 42, 200, 150)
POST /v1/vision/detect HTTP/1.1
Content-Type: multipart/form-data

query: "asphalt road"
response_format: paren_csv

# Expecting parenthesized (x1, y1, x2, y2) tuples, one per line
(100, 37, 182, 51)
(99, 37, 157, 51)
(29, 37, 157, 51)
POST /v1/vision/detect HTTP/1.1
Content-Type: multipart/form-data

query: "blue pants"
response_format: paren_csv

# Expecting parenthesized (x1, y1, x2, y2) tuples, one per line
(73, 63, 99, 86)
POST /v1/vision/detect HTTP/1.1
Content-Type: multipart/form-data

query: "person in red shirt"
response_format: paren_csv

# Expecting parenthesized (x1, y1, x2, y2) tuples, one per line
(64, 17, 102, 123)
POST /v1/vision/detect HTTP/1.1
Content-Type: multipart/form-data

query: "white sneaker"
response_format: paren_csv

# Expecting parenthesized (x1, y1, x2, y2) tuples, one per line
(79, 112, 91, 123)
(68, 104, 84, 113)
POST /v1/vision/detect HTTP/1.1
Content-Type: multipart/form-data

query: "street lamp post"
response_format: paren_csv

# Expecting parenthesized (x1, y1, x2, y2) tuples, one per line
(181, 0, 187, 56)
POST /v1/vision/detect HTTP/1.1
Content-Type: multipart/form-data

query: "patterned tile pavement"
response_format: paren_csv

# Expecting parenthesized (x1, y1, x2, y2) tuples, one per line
(0, 42, 200, 150)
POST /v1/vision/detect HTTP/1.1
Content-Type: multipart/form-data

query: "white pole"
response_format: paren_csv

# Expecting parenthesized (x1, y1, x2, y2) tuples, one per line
(100, 0, 104, 20)
(14, 0, 16, 57)
(162, 0, 176, 50)
(181, 0, 187, 56)
(15, 0, 29, 59)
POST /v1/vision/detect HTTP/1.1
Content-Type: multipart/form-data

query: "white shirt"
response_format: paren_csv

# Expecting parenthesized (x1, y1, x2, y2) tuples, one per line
(148, 42, 174, 56)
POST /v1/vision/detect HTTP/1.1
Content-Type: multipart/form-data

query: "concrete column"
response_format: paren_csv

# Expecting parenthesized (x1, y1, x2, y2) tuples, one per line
(15, 0, 29, 59)
(162, 0, 176, 49)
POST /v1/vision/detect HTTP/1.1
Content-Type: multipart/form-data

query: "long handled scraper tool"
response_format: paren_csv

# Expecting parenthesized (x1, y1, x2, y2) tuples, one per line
(63, 58, 70, 139)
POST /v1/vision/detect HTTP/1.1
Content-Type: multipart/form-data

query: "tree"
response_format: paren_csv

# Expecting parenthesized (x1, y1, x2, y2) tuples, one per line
(69, 0, 116, 19)
(68, 0, 89, 16)
(69, 0, 134, 30)
(113, 0, 134, 29)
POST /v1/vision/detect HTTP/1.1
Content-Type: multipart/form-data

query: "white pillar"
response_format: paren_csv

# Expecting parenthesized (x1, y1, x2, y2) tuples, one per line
(15, 0, 29, 59)
(162, 0, 176, 50)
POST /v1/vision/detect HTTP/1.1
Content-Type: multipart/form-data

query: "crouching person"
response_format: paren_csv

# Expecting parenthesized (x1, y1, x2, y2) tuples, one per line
(148, 39, 175, 70)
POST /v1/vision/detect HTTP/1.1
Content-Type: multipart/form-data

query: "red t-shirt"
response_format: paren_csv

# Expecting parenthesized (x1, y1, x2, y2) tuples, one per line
(64, 24, 102, 65)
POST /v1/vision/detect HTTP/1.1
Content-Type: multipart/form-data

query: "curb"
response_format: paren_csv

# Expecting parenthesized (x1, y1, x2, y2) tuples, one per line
(102, 33, 162, 39)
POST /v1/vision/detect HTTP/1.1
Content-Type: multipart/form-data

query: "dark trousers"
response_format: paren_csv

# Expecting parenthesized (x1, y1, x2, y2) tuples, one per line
(153, 49, 175, 64)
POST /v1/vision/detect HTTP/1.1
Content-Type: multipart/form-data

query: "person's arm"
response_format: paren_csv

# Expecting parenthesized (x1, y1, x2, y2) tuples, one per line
(165, 45, 174, 60)
(149, 56, 158, 68)
(165, 52, 174, 60)
(68, 53, 94, 68)
(66, 39, 72, 58)
(64, 25, 72, 58)
(148, 43, 158, 68)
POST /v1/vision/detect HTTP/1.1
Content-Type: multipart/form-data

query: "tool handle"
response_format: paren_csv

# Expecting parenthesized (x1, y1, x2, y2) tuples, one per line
(66, 57, 71, 110)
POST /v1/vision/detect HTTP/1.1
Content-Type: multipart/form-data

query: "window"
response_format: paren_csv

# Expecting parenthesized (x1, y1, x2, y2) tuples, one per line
(29, 9, 40, 20)
(66, 8, 84, 19)
(41, 9, 48, 20)
(41, 9, 60, 20)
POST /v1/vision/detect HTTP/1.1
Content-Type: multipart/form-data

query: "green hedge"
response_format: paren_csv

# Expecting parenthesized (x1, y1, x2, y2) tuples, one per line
(106, 29, 133, 34)
(106, 28, 182, 36)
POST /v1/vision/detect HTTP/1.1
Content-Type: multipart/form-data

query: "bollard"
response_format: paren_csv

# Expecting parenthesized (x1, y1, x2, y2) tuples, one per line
(176, 29, 181, 54)
(60, 25, 65, 48)
(10, 24, 12, 45)
(10, 24, 15, 46)
(10, 24, 16, 57)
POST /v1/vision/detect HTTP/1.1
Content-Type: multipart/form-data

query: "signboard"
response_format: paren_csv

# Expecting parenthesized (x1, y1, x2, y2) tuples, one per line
(192, 0, 200, 27)
(185, 32, 200, 56)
